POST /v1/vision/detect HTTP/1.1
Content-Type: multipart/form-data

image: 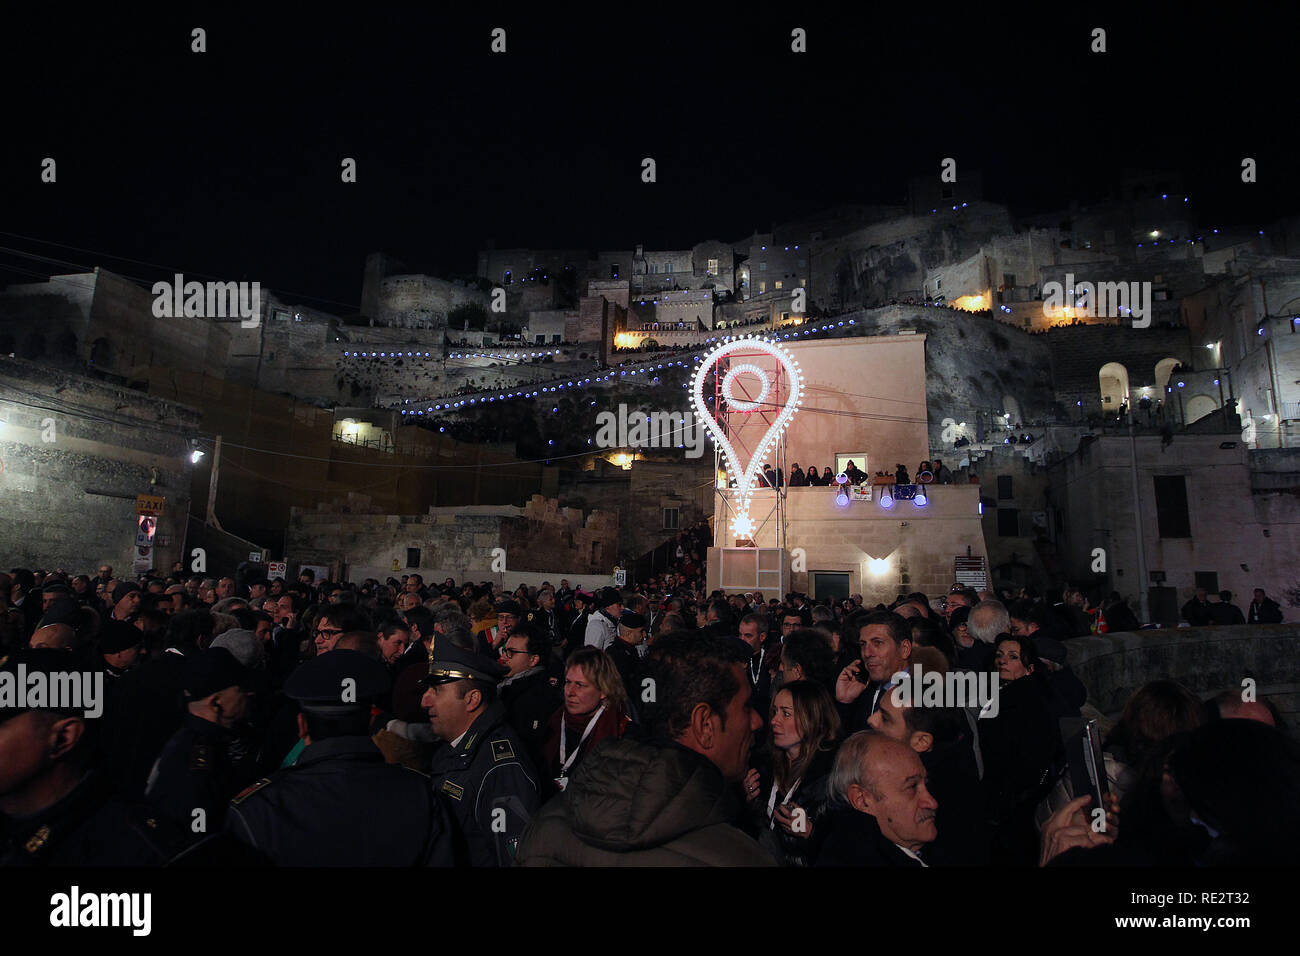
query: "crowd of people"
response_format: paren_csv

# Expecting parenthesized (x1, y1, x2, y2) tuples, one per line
(758, 458, 965, 488)
(1, 557, 1295, 867)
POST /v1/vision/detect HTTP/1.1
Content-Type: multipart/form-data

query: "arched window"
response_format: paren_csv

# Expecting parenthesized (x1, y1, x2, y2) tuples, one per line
(1098, 361, 1130, 409)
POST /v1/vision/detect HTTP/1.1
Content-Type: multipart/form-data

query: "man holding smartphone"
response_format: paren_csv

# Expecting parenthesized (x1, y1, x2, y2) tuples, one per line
(834, 611, 913, 733)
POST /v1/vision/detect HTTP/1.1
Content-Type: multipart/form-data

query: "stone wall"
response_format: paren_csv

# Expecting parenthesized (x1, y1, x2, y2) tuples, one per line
(285, 493, 617, 580)
(1066, 625, 1300, 734)
(0, 356, 199, 573)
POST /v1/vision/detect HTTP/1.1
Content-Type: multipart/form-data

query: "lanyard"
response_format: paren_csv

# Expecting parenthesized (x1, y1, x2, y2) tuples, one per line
(559, 704, 606, 775)
(766, 776, 802, 825)
(749, 649, 765, 685)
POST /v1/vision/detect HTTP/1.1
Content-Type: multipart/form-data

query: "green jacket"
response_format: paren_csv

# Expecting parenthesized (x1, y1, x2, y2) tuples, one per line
(516, 737, 775, 866)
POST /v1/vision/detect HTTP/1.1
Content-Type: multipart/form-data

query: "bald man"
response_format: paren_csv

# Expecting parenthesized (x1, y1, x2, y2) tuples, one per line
(29, 623, 76, 650)
(818, 731, 939, 866)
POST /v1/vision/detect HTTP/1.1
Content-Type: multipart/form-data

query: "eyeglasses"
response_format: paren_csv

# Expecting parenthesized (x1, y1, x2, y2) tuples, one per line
(499, 648, 534, 658)
(314, 627, 344, 638)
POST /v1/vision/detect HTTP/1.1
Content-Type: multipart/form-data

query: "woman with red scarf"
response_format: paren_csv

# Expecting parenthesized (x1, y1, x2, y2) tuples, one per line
(540, 647, 629, 799)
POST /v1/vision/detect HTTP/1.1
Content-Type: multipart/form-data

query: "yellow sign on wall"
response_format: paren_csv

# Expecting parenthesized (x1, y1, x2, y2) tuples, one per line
(135, 494, 166, 515)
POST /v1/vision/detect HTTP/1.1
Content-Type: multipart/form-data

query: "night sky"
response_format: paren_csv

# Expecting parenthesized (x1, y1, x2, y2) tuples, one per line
(1, 8, 1295, 313)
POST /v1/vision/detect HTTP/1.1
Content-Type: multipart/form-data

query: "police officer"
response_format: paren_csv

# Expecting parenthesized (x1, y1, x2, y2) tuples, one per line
(225, 649, 458, 866)
(0, 649, 212, 865)
(423, 640, 538, 866)
(145, 646, 260, 831)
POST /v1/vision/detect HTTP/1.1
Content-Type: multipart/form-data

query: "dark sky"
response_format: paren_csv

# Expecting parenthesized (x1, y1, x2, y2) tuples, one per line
(2, 8, 1295, 313)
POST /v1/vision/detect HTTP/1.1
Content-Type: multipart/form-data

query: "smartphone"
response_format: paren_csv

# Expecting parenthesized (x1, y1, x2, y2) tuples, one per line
(855, 662, 872, 684)
(1063, 717, 1109, 819)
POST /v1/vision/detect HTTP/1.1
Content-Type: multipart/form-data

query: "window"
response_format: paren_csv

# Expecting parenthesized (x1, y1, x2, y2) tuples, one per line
(1153, 475, 1191, 538)
(759, 262, 767, 271)
(997, 508, 1019, 537)
(758, 282, 766, 294)
(797, 259, 806, 268)
(707, 258, 719, 276)
(936, 277, 942, 290)
(1002, 274, 1016, 289)
(774, 280, 783, 290)
(997, 475, 1013, 500)
(663, 508, 679, 530)
(535, 335, 545, 343)
(611, 265, 620, 279)
(273, 309, 289, 322)
(551, 334, 561, 343)
(406, 548, 421, 568)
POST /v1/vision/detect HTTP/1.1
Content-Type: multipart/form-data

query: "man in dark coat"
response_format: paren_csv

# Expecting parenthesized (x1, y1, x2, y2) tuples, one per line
(1209, 590, 1246, 626)
(1247, 588, 1283, 624)
(816, 732, 939, 866)
(607, 612, 647, 715)
(498, 624, 560, 770)
(1181, 587, 1215, 626)
(225, 650, 458, 866)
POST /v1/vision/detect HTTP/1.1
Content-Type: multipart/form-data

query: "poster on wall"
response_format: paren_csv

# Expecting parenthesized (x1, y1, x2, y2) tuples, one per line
(133, 514, 157, 574)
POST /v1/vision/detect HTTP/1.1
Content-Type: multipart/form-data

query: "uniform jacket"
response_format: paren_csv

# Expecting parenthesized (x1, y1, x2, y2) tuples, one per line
(145, 713, 257, 830)
(225, 734, 458, 866)
(428, 702, 538, 867)
(1, 771, 229, 866)
(516, 738, 776, 866)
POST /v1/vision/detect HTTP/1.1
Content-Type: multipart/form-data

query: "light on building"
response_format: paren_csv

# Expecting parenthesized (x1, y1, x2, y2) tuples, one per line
(190, 449, 204, 464)
(880, 487, 894, 509)
(914, 486, 928, 507)
(868, 558, 889, 576)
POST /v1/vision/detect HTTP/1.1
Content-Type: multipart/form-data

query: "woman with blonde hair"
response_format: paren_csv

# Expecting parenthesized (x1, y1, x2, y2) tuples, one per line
(743, 679, 841, 865)
(541, 647, 629, 798)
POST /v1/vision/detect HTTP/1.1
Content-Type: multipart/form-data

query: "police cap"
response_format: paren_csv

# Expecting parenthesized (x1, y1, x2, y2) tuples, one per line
(422, 642, 506, 686)
(285, 649, 391, 716)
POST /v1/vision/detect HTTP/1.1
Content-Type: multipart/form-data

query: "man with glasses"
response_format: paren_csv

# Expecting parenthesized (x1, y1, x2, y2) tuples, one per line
(313, 607, 370, 657)
(497, 623, 560, 769)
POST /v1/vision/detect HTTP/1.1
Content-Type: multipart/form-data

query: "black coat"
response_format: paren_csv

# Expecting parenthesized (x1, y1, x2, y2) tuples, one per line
(816, 806, 930, 867)
(980, 675, 1063, 865)
(225, 735, 459, 866)
(1248, 597, 1283, 624)
(922, 731, 991, 865)
(1209, 601, 1245, 625)
(1181, 598, 1214, 627)
(500, 666, 561, 769)
(752, 745, 836, 866)
(97, 650, 188, 799)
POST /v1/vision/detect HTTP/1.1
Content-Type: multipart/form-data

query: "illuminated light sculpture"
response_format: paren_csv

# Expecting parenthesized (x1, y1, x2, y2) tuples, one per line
(691, 337, 803, 541)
